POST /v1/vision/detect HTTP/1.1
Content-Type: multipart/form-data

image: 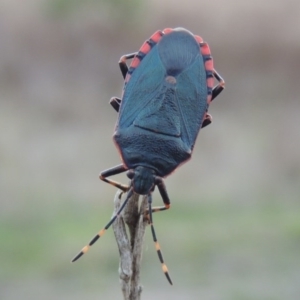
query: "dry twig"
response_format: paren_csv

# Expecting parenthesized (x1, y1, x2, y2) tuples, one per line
(112, 191, 148, 300)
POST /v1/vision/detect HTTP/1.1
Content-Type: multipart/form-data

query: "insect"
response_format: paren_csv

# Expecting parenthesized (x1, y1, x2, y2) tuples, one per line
(72, 27, 225, 285)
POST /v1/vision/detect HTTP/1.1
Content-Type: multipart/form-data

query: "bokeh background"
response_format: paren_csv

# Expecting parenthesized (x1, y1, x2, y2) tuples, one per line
(1, 0, 300, 299)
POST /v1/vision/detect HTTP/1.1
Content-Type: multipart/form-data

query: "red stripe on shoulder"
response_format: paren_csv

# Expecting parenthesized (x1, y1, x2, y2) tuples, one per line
(200, 43, 211, 56)
(205, 59, 214, 71)
(150, 30, 163, 43)
(207, 77, 214, 89)
(124, 74, 131, 86)
(140, 41, 151, 54)
(130, 56, 141, 69)
(163, 28, 173, 34)
(194, 35, 203, 43)
(207, 95, 212, 104)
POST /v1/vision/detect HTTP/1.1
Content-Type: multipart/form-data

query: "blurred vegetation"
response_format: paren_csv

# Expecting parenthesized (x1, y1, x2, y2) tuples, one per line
(46, 0, 142, 22)
(1, 0, 300, 299)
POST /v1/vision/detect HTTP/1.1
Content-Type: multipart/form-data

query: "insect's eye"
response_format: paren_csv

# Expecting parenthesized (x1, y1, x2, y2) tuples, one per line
(127, 170, 134, 179)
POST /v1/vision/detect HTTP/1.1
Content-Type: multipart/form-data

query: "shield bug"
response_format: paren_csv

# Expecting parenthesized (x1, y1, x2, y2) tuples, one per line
(72, 27, 225, 285)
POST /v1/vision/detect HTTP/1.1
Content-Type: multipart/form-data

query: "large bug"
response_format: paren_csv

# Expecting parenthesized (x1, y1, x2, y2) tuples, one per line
(72, 27, 225, 285)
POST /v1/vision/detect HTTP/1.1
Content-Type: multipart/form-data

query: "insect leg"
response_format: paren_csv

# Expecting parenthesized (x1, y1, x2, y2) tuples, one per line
(151, 177, 171, 213)
(211, 69, 225, 101)
(201, 113, 212, 128)
(100, 164, 129, 192)
(119, 52, 138, 79)
(110, 52, 138, 112)
(109, 97, 121, 112)
(200, 42, 225, 101)
(144, 177, 171, 218)
(148, 193, 173, 285)
(72, 189, 133, 262)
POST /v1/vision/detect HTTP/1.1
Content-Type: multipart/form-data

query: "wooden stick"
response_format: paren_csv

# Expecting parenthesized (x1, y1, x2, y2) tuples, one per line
(112, 191, 148, 300)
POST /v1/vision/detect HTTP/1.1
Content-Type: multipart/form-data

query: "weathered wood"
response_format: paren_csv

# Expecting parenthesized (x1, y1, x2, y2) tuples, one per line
(112, 191, 148, 300)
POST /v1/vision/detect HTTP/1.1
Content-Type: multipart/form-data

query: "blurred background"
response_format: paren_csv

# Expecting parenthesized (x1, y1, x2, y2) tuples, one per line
(1, 0, 300, 299)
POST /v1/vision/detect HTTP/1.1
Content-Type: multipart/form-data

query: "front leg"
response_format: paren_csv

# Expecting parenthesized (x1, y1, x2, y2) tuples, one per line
(100, 164, 129, 192)
(144, 176, 171, 218)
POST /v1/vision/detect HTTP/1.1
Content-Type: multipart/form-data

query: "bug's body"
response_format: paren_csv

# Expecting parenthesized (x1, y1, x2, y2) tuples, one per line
(115, 28, 210, 179)
(72, 27, 225, 285)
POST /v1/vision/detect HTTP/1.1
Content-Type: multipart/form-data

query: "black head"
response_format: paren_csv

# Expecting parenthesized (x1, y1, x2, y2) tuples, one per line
(127, 166, 156, 195)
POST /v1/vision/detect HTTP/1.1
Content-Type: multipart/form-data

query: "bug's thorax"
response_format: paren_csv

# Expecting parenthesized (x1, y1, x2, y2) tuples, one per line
(133, 76, 180, 138)
(127, 166, 156, 195)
